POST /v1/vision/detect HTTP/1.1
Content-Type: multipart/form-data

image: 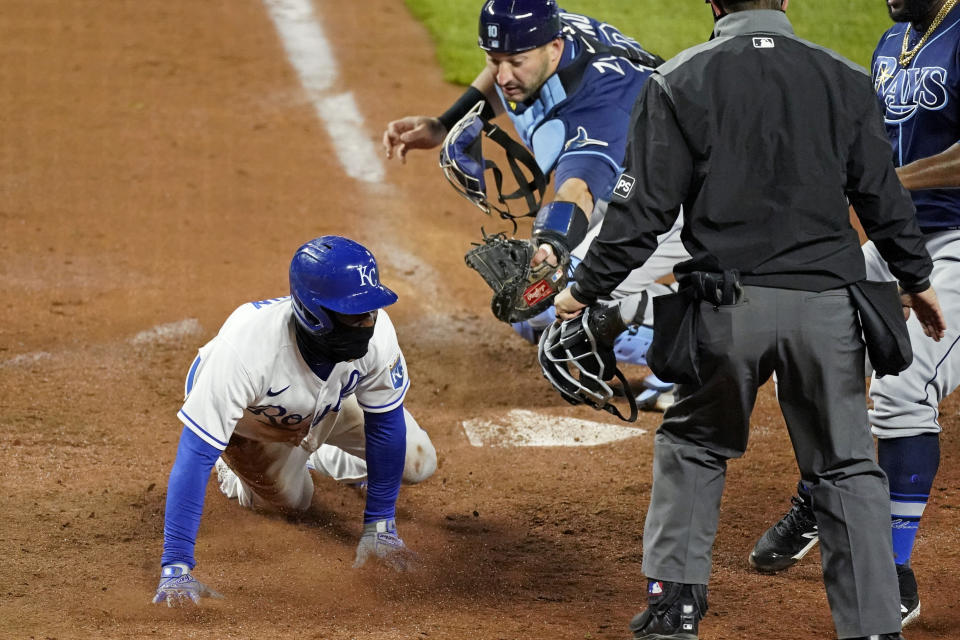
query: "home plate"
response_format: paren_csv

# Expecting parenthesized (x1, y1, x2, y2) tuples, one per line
(462, 409, 647, 447)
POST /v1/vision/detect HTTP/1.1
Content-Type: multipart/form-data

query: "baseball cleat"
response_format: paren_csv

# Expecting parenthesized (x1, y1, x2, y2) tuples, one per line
(749, 482, 818, 572)
(636, 374, 676, 412)
(897, 563, 921, 627)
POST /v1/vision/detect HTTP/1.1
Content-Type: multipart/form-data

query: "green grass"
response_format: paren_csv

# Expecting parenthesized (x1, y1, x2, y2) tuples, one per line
(404, 1, 894, 85)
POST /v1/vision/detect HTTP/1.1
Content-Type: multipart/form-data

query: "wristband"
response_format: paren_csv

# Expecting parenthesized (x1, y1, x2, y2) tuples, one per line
(161, 562, 190, 578)
(532, 201, 590, 253)
(438, 86, 497, 133)
(363, 518, 397, 534)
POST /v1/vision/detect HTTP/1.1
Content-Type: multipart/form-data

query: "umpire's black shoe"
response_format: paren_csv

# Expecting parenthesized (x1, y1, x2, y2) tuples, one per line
(897, 563, 921, 627)
(629, 580, 707, 640)
(841, 634, 906, 639)
(749, 481, 818, 572)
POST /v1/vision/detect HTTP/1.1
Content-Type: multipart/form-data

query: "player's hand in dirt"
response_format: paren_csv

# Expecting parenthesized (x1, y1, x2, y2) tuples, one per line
(382, 116, 446, 163)
(152, 563, 224, 606)
(353, 519, 418, 572)
(902, 286, 947, 341)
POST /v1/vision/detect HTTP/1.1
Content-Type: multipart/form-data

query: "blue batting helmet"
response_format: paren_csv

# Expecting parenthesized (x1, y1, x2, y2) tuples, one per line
(289, 236, 397, 336)
(478, 0, 562, 54)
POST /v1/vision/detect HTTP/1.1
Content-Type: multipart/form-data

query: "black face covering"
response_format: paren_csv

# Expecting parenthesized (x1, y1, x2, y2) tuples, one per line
(893, 0, 939, 24)
(295, 317, 375, 365)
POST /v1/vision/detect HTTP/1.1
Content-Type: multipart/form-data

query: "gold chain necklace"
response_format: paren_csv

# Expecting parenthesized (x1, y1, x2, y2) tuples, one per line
(900, 0, 959, 67)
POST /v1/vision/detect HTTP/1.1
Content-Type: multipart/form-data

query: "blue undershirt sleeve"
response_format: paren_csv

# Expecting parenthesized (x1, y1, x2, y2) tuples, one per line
(160, 426, 221, 568)
(362, 404, 406, 523)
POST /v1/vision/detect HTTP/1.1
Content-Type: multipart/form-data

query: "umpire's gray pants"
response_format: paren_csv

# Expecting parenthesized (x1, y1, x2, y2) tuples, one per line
(641, 286, 901, 639)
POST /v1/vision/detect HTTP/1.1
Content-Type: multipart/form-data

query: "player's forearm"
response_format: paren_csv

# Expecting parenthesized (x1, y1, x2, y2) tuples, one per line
(361, 406, 406, 523)
(160, 427, 221, 568)
(471, 69, 504, 117)
(437, 71, 501, 133)
(554, 178, 595, 220)
(897, 142, 960, 191)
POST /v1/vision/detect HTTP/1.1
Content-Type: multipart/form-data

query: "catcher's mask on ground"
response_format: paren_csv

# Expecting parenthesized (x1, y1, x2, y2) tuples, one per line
(439, 101, 547, 225)
(538, 307, 639, 422)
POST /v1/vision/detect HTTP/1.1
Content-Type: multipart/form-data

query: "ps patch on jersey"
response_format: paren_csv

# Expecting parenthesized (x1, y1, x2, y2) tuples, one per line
(753, 37, 775, 49)
(613, 173, 636, 200)
(390, 355, 405, 390)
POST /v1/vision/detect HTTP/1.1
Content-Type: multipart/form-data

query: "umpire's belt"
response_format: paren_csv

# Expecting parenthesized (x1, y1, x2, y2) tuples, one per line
(678, 269, 744, 307)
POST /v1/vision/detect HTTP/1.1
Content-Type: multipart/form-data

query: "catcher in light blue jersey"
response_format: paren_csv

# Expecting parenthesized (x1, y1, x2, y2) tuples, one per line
(750, 0, 960, 628)
(152, 236, 437, 606)
(383, 0, 690, 410)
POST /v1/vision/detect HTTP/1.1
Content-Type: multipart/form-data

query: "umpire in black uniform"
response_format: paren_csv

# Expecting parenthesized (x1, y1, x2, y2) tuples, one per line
(553, 1, 947, 639)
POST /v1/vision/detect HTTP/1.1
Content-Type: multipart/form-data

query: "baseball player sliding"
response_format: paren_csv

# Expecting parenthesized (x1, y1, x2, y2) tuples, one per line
(382, 0, 690, 410)
(152, 236, 437, 605)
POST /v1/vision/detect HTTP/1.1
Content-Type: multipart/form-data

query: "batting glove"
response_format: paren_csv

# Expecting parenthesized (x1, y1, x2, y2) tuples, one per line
(151, 563, 224, 606)
(353, 519, 418, 572)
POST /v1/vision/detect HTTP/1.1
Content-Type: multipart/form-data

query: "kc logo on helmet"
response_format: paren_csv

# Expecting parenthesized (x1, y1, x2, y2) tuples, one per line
(357, 265, 379, 287)
(613, 173, 636, 200)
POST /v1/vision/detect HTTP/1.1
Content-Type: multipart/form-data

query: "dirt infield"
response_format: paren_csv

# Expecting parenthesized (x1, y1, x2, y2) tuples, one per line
(1, 1, 958, 639)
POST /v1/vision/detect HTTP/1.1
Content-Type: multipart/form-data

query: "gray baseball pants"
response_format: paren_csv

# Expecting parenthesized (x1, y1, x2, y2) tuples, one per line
(640, 285, 901, 639)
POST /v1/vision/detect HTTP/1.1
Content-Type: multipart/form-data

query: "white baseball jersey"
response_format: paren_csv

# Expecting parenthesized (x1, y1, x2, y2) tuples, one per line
(178, 296, 409, 452)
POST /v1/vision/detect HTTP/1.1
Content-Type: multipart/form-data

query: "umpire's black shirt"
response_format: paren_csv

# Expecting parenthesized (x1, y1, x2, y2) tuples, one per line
(571, 10, 932, 303)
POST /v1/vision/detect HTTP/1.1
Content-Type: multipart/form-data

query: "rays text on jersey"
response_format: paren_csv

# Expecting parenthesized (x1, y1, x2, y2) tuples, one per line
(874, 56, 949, 123)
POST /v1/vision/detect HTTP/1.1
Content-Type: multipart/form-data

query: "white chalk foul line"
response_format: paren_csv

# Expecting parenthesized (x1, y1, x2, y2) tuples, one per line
(0, 352, 52, 368)
(262, 0, 385, 184)
(462, 409, 647, 448)
(2, 319, 204, 367)
(130, 319, 203, 346)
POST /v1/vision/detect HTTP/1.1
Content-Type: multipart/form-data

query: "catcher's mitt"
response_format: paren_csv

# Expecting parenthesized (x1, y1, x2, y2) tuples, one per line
(464, 231, 567, 324)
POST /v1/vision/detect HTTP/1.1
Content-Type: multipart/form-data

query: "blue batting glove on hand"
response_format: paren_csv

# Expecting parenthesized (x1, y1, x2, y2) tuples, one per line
(353, 519, 418, 572)
(151, 563, 224, 606)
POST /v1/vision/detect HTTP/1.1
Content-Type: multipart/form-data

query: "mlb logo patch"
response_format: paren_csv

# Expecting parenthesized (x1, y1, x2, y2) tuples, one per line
(390, 356, 405, 389)
(613, 173, 636, 200)
(649, 581, 664, 595)
(753, 37, 775, 49)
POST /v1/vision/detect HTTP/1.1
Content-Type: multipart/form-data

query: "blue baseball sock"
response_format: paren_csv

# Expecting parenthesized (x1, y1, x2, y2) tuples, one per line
(877, 433, 940, 565)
